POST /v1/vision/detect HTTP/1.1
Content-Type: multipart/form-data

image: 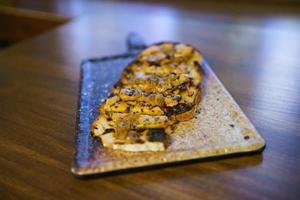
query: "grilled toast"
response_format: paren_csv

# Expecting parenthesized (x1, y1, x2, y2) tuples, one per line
(92, 42, 203, 152)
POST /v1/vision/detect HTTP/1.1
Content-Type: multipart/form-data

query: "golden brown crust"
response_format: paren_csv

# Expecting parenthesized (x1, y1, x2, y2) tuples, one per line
(92, 42, 203, 152)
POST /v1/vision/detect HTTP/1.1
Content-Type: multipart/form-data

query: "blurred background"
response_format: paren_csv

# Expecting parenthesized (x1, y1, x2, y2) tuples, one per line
(1, 1, 300, 199)
(1, 0, 300, 50)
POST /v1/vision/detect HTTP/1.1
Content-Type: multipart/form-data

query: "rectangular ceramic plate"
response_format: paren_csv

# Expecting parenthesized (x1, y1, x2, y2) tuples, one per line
(72, 35, 265, 177)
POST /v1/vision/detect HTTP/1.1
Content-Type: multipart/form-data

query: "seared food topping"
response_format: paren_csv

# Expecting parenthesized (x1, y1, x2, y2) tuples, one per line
(92, 42, 203, 152)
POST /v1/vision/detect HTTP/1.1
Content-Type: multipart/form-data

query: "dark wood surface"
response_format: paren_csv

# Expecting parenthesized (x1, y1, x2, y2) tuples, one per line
(0, 6, 68, 43)
(1, 1, 300, 200)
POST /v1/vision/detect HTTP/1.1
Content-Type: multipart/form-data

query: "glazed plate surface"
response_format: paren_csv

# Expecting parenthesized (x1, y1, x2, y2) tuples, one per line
(72, 37, 265, 176)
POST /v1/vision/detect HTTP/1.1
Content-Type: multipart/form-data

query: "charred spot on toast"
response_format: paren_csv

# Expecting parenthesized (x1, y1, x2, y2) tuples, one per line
(122, 88, 136, 96)
(147, 129, 166, 142)
(103, 128, 115, 134)
(124, 67, 134, 74)
(166, 103, 192, 116)
(177, 82, 188, 90)
(128, 130, 145, 143)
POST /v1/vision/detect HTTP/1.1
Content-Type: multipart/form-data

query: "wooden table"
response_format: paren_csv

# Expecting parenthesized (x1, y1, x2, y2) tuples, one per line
(1, 2, 300, 199)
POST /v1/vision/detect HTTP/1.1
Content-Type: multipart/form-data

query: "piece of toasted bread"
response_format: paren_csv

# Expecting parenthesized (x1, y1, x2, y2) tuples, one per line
(94, 124, 167, 151)
(92, 42, 203, 152)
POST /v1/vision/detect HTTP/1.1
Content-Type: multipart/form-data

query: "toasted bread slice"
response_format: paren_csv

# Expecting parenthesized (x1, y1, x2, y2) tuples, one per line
(92, 42, 203, 152)
(113, 142, 165, 152)
(98, 128, 167, 152)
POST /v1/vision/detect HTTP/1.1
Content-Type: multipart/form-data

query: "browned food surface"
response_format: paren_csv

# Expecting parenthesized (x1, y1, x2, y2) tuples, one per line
(1, 1, 300, 199)
(92, 42, 203, 151)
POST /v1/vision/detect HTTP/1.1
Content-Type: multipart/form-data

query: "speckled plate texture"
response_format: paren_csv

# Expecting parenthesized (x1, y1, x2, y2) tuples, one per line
(72, 34, 265, 177)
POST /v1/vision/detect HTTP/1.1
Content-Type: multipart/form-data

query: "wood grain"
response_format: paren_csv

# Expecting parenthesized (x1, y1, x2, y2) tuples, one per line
(0, 6, 69, 42)
(0, 1, 300, 200)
